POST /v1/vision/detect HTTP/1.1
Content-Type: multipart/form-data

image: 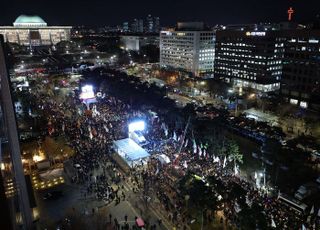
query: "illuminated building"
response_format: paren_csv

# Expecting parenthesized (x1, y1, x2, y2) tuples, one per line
(123, 22, 129, 33)
(0, 36, 34, 228)
(214, 29, 284, 92)
(280, 30, 320, 110)
(160, 22, 215, 77)
(0, 15, 71, 46)
(131, 19, 144, 33)
(146, 15, 160, 33)
(121, 35, 159, 51)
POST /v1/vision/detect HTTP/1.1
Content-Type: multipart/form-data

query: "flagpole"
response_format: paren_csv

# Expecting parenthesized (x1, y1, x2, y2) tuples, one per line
(177, 116, 191, 154)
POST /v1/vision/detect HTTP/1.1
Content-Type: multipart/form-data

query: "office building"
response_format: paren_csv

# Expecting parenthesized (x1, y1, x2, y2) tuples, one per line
(281, 30, 320, 110)
(154, 17, 160, 33)
(121, 35, 159, 51)
(123, 22, 129, 33)
(130, 19, 144, 33)
(145, 15, 160, 33)
(160, 22, 215, 77)
(214, 29, 284, 92)
(0, 15, 71, 46)
(146, 15, 154, 33)
(0, 36, 34, 229)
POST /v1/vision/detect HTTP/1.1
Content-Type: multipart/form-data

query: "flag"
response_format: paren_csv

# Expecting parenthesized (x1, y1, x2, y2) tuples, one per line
(161, 122, 166, 132)
(223, 156, 227, 168)
(234, 201, 241, 213)
(173, 131, 177, 141)
(183, 161, 188, 168)
(193, 140, 197, 154)
(302, 224, 306, 230)
(310, 205, 314, 215)
(164, 128, 168, 137)
(234, 164, 238, 175)
(198, 146, 202, 157)
(246, 195, 252, 207)
(184, 139, 189, 148)
(104, 124, 109, 133)
(213, 156, 220, 163)
(271, 218, 276, 228)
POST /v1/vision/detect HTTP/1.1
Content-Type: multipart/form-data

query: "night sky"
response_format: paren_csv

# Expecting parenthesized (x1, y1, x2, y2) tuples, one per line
(1, 0, 319, 26)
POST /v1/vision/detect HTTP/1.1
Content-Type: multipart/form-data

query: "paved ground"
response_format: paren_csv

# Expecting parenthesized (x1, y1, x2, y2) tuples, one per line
(35, 160, 174, 229)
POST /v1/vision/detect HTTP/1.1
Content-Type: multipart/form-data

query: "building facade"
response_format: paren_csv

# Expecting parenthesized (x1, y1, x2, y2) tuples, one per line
(0, 36, 34, 229)
(160, 22, 215, 77)
(121, 35, 159, 51)
(281, 30, 320, 110)
(0, 15, 71, 46)
(214, 30, 284, 92)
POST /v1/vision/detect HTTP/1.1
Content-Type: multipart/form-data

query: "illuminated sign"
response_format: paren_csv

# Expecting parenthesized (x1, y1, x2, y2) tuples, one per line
(246, 32, 266, 37)
(287, 7, 294, 21)
(80, 85, 95, 99)
(177, 32, 185, 36)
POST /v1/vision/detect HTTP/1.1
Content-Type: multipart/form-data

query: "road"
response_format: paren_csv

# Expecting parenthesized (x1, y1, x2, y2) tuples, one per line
(35, 160, 173, 229)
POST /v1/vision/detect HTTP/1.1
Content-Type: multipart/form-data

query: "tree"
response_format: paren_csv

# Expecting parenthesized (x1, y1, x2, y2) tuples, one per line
(228, 141, 243, 174)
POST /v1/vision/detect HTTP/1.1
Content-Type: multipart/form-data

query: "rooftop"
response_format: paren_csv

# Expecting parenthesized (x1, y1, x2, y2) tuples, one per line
(13, 15, 47, 27)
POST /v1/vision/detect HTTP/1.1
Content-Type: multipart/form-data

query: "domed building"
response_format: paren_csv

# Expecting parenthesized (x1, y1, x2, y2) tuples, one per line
(0, 15, 71, 46)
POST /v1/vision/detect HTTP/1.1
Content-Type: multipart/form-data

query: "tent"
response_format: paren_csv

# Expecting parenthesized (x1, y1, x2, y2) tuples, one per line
(113, 138, 150, 167)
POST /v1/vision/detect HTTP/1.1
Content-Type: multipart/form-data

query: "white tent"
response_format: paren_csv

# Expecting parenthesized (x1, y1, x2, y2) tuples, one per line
(113, 138, 150, 167)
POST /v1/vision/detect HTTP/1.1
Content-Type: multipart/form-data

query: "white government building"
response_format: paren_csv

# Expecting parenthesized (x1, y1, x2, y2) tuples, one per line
(160, 22, 215, 77)
(0, 15, 71, 46)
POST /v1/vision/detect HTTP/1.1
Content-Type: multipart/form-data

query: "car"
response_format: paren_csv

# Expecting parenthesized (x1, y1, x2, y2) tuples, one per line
(43, 191, 63, 200)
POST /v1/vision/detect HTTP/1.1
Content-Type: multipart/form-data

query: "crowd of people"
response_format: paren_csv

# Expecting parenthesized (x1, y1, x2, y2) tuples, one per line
(30, 79, 319, 230)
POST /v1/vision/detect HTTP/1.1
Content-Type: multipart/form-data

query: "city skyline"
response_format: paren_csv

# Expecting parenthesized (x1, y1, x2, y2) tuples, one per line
(1, 0, 319, 26)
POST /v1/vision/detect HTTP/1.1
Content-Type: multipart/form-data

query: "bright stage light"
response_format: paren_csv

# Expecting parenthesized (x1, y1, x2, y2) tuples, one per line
(128, 121, 145, 133)
(80, 85, 95, 99)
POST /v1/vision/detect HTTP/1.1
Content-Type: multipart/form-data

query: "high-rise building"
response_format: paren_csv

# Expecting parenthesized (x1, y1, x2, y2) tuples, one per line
(214, 29, 284, 92)
(131, 19, 138, 33)
(280, 30, 320, 110)
(146, 15, 154, 33)
(138, 19, 144, 33)
(0, 36, 33, 229)
(154, 17, 160, 33)
(145, 15, 160, 33)
(160, 22, 215, 77)
(123, 22, 129, 33)
(0, 15, 71, 46)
